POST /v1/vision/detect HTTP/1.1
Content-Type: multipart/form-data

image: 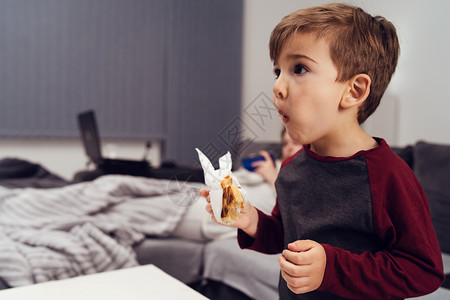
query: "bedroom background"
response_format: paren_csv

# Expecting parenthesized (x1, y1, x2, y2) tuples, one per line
(1, 0, 449, 181)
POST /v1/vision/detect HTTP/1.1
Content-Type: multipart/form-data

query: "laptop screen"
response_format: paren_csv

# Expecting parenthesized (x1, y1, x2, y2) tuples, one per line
(77, 110, 103, 164)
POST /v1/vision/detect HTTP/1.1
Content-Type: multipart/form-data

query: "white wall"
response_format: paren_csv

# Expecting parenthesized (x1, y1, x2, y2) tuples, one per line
(241, 0, 450, 146)
(0, 138, 161, 181)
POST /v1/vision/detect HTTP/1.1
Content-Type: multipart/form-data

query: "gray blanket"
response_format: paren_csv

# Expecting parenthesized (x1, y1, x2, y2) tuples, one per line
(0, 175, 199, 287)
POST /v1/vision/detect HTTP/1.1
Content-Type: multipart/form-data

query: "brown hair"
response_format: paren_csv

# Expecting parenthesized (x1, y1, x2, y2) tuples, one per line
(269, 3, 400, 124)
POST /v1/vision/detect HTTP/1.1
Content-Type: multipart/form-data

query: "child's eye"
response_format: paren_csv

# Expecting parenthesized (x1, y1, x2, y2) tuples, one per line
(273, 68, 281, 79)
(293, 64, 308, 75)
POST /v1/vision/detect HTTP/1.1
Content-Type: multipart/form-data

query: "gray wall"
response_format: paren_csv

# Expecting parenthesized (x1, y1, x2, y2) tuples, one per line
(0, 0, 243, 165)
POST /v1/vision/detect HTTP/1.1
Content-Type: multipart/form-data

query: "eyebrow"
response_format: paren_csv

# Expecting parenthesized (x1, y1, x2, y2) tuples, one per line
(274, 54, 318, 65)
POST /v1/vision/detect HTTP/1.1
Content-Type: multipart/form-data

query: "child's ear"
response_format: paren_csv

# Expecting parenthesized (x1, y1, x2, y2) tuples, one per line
(340, 74, 371, 109)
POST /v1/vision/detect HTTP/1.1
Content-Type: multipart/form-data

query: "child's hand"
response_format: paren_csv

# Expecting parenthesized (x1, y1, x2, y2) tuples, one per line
(199, 189, 259, 237)
(278, 240, 326, 294)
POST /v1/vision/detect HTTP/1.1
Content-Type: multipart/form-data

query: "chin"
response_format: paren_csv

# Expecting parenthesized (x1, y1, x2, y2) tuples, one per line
(288, 131, 307, 145)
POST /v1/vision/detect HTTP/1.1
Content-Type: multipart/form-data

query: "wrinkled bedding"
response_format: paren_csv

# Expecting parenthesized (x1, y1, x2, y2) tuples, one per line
(0, 175, 196, 287)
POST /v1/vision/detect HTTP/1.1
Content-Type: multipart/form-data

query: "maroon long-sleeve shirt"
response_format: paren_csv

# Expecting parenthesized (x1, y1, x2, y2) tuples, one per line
(238, 138, 444, 299)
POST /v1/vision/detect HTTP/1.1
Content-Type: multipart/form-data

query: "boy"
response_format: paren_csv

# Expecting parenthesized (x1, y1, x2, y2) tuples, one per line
(201, 3, 444, 299)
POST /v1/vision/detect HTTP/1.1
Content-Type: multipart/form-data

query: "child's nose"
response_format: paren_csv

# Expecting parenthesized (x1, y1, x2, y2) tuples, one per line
(273, 78, 287, 100)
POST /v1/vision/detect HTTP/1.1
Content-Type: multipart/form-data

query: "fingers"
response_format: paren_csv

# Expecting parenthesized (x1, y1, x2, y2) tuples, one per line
(278, 254, 310, 277)
(285, 282, 312, 295)
(281, 248, 314, 268)
(200, 188, 253, 229)
(201, 189, 214, 220)
(199, 189, 210, 202)
(199, 189, 209, 198)
(288, 240, 315, 252)
(251, 159, 274, 173)
(279, 241, 327, 294)
(251, 160, 263, 167)
(208, 206, 218, 223)
(250, 160, 265, 170)
(258, 150, 271, 160)
(283, 241, 323, 267)
(205, 202, 224, 225)
(279, 255, 312, 294)
(206, 202, 213, 214)
(202, 190, 220, 224)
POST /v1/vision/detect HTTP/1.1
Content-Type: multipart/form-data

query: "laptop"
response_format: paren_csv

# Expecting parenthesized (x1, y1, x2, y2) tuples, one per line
(77, 110, 150, 176)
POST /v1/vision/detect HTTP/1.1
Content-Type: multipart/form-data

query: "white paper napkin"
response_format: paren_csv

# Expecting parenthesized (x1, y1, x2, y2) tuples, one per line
(195, 148, 246, 224)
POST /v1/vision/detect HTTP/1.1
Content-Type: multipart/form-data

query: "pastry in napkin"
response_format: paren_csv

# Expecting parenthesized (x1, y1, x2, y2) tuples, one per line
(195, 148, 246, 224)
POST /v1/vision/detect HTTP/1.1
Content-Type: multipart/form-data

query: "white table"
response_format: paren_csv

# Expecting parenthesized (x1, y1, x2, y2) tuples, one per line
(0, 265, 209, 300)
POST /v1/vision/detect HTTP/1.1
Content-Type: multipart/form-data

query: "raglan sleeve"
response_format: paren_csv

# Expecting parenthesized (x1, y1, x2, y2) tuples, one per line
(237, 201, 284, 254)
(317, 160, 445, 299)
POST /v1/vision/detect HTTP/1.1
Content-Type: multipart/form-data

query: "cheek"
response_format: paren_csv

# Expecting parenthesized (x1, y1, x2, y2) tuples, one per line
(290, 100, 322, 126)
(302, 89, 340, 121)
(288, 81, 340, 120)
(288, 100, 335, 142)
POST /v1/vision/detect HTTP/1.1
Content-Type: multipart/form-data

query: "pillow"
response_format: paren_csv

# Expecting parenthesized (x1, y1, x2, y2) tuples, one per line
(414, 141, 450, 253)
(0, 157, 69, 188)
(391, 145, 414, 170)
(0, 158, 40, 179)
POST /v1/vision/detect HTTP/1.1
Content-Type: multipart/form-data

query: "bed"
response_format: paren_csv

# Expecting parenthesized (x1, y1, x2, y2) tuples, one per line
(0, 157, 207, 290)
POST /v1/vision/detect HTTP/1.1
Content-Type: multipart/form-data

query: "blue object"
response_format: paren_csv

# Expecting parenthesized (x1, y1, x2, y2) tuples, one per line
(241, 153, 275, 172)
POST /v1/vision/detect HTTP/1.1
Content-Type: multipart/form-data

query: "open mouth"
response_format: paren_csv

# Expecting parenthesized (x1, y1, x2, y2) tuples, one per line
(277, 109, 289, 124)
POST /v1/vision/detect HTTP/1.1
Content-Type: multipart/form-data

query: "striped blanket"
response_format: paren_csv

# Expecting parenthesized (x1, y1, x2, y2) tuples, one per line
(0, 175, 203, 287)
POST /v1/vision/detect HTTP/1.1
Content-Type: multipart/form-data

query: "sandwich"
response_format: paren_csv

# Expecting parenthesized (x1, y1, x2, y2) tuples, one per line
(220, 175, 244, 224)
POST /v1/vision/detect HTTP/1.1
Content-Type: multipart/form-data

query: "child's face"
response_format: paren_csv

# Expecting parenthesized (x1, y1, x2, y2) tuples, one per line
(272, 32, 348, 146)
